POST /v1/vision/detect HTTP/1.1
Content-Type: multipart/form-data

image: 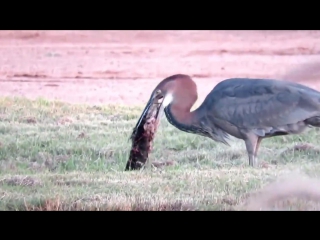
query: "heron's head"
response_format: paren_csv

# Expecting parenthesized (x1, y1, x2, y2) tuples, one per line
(153, 74, 197, 110)
(133, 74, 197, 132)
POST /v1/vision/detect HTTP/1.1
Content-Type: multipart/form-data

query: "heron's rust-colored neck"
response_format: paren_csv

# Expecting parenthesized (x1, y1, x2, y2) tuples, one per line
(164, 101, 202, 134)
(162, 75, 202, 132)
(167, 98, 197, 124)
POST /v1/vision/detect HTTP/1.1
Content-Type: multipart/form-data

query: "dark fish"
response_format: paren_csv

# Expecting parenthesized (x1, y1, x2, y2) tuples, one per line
(125, 90, 164, 170)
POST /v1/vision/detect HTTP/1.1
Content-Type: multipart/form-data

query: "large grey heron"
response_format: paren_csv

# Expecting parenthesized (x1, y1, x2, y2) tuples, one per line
(127, 74, 320, 169)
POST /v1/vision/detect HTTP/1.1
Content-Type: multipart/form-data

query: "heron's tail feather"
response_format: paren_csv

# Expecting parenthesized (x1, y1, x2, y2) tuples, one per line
(305, 116, 320, 127)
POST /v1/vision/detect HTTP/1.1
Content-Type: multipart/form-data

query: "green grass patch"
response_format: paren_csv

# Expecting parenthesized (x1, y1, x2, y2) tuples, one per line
(1, 96, 320, 210)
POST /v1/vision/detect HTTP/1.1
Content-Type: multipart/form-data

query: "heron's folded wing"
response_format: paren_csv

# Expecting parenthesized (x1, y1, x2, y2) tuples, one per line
(212, 89, 319, 129)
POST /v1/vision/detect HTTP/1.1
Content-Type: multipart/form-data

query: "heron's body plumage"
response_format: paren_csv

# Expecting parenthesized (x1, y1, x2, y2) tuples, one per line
(201, 78, 320, 141)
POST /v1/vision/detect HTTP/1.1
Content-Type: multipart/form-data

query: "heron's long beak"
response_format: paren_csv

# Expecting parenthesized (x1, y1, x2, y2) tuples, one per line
(131, 90, 164, 138)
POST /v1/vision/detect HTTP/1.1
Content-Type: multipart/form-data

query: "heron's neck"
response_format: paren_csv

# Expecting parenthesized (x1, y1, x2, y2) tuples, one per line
(164, 102, 202, 133)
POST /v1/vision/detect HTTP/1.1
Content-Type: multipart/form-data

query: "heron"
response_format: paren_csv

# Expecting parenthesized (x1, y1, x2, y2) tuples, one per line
(133, 74, 320, 167)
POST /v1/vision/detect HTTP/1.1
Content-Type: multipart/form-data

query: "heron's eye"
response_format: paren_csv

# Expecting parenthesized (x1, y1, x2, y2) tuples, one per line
(155, 89, 161, 95)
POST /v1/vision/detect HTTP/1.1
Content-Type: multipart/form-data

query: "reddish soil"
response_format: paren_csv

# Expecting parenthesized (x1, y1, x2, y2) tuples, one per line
(1, 30, 320, 106)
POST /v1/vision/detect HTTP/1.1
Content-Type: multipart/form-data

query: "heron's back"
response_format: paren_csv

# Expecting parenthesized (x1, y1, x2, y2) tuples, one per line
(210, 78, 320, 99)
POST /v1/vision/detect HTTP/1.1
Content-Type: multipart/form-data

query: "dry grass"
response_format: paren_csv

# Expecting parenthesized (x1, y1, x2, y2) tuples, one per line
(1, 97, 320, 210)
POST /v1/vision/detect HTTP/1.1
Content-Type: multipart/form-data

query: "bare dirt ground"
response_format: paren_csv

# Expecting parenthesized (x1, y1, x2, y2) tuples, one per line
(1, 30, 320, 106)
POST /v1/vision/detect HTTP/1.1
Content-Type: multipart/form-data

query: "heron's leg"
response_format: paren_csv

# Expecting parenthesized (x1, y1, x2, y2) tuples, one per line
(244, 134, 259, 167)
(254, 138, 262, 158)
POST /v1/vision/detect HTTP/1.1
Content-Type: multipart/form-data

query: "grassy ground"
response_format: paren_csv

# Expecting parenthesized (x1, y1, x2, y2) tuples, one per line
(1, 97, 320, 210)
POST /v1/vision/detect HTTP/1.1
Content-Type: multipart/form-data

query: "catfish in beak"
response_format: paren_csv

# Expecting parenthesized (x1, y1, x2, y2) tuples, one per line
(125, 89, 164, 171)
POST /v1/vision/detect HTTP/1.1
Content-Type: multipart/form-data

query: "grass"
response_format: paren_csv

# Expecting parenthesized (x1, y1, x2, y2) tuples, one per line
(1, 97, 320, 210)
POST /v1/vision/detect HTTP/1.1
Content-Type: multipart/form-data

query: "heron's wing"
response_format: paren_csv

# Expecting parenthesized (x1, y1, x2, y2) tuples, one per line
(210, 80, 320, 129)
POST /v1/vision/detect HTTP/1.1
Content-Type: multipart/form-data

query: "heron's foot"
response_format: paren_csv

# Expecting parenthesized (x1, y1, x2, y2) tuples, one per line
(249, 156, 258, 168)
(249, 163, 258, 168)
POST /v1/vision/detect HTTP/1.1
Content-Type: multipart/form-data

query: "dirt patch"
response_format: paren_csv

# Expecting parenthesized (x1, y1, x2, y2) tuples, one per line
(243, 173, 320, 210)
(1, 30, 320, 106)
